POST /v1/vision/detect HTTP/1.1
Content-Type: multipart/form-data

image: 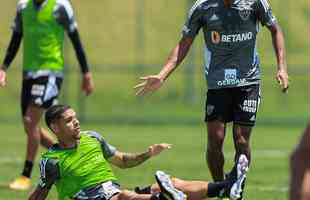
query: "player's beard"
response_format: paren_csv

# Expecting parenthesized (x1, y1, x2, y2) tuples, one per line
(73, 129, 81, 140)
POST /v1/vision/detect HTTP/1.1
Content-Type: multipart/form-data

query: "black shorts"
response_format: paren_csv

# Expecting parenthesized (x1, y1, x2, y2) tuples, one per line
(205, 84, 261, 127)
(73, 181, 121, 200)
(21, 76, 63, 116)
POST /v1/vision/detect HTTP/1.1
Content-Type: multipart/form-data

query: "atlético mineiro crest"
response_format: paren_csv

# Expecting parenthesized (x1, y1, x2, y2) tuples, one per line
(239, 9, 251, 21)
(234, 0, 255, 21)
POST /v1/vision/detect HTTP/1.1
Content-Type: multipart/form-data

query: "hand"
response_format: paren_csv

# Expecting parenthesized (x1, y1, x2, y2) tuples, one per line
(134, 75, 164, 96)
(276, 69, 289, 93)
(0, 68, 7, 87)
(148, 143, 172, 157)
(81, 72, 94, 96)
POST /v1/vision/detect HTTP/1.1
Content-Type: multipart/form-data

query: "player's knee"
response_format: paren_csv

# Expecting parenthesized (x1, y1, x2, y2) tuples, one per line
(23, 116, 34, 131)
(207, 135, 225, 150)
(23, 116, 40, 137)
(23, 115, 32, 125)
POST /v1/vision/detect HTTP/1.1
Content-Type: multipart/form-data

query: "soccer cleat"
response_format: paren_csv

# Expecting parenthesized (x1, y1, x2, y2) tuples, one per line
(9, 175, 31, 191)
(155, 171, 186, 200)
(229, 154, 249, 200)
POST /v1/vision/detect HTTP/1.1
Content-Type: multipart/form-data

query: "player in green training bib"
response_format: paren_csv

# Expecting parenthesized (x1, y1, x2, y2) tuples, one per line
(29, 104, 176, 200)
(29, 105, 249, 200)
(0, 0, 94, 190)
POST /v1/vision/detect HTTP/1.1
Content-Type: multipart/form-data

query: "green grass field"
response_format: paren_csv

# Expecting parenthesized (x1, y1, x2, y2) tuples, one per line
(0, 123, 304, 199)
(1, 0, 310, 125)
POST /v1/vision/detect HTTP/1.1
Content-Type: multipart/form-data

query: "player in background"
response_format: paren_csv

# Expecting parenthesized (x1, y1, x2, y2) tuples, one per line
(134, 0, 289, 197)
(0, 0, 94, 190)
(290, 124, 310, 200)
(29, 104, 249, 200)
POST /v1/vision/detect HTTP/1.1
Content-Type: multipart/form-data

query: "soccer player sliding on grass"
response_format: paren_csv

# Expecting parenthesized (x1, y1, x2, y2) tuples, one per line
(29, 104, 249, 200)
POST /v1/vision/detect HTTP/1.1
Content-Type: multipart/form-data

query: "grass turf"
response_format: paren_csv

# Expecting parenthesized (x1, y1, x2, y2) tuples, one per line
(0, 123, 303, 199)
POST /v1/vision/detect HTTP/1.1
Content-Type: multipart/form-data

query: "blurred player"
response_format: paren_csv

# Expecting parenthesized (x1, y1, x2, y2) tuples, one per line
(290, 124, 310, 200)
(0, 0, 94, 190)
(29, 104, 249, 200)
(134, 0, 289, 196)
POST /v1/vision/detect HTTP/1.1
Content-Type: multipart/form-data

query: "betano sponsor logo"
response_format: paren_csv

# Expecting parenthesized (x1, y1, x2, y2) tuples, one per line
(211, 31, 254, 44)
(221, 32, 253, 42)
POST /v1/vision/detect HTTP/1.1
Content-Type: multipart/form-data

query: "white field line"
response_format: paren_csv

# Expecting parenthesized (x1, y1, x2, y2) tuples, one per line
(247, 185, 288, 192)
(0, 157, 23, 164)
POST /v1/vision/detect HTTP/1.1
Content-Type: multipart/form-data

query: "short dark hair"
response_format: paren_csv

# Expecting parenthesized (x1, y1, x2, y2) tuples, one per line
(45, 105, 71, 131)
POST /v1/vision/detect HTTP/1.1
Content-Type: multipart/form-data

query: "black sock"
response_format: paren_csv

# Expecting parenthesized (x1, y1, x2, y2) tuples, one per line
(150, 193, 160, 200)
(150, 193, 168, 200)
(22, 160, 33, 178)
(158, 193, 168, 200)
(207, 180, 231, 198)
(226, 164, 237, 179)
(134, 185, 151, 194)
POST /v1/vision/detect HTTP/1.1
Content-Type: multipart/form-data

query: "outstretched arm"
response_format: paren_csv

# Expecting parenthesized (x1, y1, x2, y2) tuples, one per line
(28, 187, 50, 200)
(268, 24, 289, 93)
(109, 143, 172, 168)
(134, 0, 204, 96)
(134, 37, 194, 96)
(157, 37, 194, 81)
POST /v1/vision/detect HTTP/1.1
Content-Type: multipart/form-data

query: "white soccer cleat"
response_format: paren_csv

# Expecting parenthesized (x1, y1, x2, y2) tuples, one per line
(230, 154, 249, 200)
(155, 171, 187, 200)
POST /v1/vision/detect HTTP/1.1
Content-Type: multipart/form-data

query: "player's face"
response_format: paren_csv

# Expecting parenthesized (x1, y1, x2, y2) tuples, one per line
(57, 109, 81, 140)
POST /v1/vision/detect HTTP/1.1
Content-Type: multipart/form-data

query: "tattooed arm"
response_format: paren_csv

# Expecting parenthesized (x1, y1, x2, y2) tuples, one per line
(108, 143, 172, 169)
